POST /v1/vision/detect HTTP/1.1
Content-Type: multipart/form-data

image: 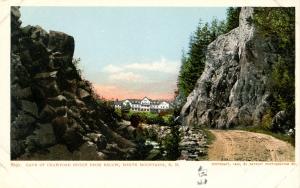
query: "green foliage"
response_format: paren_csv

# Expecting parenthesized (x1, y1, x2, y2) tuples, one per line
(163, 125, 181, 160)
(201, 128, 216, 145)
(121, 102, 131, 118)
(177, 20, 227, 99)
(270, 57, 295, 112)
(177, 7, 240, 100)
(120, 110, 172, 125)
(145, 127, 158, 141)
(225, 7, 241, 32)
(253, 7, 295, 49)
(130, 113, 141, 127)
(261, 110, 273, 131)
(253, 8, 295, 131)
(114, 108, 122, 120)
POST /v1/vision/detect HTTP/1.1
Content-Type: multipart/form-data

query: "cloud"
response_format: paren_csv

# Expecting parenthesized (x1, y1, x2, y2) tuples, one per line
(124, 58, 179, 73)
(102, 64, 123, 73)
(96, 58, 179, 98)
(102, 58, 180, 74)
(109, 72, 142, 81)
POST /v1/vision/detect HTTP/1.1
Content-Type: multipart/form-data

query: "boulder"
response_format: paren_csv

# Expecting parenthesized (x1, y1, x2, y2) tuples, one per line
(11, 54, 30, 87)
(21, 100, 38, 117)
(11, 112, 36, 139)
(77, 88, 90, 99)
(63, 130, 84, 151)
(29, 123, 56, 147)
(11, 140, 25, 159)
(48, 31, 74, 63)
(34, 71, 57, 79)
(18, 144, 73, 160)
(56, 106, 67, 116)
(181, 7, 275, 128)
(86, 133, 107, 150)
(11, 84, 32, 99)
(39, 104, 56, 122)
(47, 95, 67, 107)
(52, 116, 68, 139)
(73, 141, 106, 160)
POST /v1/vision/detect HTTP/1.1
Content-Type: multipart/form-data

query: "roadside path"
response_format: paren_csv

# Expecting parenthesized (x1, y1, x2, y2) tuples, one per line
(208, 130, 294, 161)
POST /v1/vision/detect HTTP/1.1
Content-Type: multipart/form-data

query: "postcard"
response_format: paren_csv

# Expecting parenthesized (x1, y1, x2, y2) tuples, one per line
(0, 0, 299, 187)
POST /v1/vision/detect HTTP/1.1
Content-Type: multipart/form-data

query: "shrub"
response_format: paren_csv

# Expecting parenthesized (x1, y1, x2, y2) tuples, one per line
(163, 125, 180, 160)
(261, 110, 273, 131)
(114, 108, 122, 120)
(130, 113, 141, 127)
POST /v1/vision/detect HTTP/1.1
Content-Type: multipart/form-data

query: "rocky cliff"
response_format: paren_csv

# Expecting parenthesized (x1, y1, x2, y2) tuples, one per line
(11, 7, 136, 160)
(181, 7, 278, 128)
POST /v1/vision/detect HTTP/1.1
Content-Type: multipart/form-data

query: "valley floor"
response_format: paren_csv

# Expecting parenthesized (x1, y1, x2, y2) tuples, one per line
(208, 130, 295, 161)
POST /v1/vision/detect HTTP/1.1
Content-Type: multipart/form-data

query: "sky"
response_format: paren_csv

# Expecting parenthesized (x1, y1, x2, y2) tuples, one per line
(20, 7, 227, 100)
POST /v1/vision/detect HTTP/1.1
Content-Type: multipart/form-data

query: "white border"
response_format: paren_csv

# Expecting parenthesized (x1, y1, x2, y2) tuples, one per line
(0, 1, 299, 188)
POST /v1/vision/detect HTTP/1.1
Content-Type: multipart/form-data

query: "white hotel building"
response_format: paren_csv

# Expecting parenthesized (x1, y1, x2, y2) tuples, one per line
(114, 97, 171, 113)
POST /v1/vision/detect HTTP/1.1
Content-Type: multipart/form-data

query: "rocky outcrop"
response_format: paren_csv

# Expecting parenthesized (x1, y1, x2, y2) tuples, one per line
(181, 7, 277, 128)
(11, 7, 136, 160)
(178, 127, 208, 160)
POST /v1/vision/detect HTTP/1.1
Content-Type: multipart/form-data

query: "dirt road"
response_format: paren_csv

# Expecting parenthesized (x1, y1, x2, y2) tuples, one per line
(208, 130, 294, 161)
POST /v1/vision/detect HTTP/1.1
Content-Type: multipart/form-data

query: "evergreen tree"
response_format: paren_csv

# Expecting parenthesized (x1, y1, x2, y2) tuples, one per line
(177, 19, 228, 99)
(253, 7, 295, 132)
(225, 7, 241, 32)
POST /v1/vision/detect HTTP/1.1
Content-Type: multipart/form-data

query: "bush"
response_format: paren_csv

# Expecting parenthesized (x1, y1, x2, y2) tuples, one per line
(116, 110, 172, 126)
(163, 125, 180, 160)
(146, 115, 165, 125)
(146, 127, 158, 140)
(130, 113, 141, 127)
(261, 110, 273, 131)
(114, 108, 122, 120)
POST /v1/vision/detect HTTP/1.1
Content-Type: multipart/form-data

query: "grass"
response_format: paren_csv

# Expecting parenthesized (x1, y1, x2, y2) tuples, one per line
(202, 128, 216, 145)
(195, 127, 216, 160)
(236, 126, 295, 146)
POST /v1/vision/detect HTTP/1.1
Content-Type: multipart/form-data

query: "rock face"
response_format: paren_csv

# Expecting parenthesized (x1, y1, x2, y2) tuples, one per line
(178, 127, 208, 160)
(181, 7, 277, 128)
(11, 7, 136, 160)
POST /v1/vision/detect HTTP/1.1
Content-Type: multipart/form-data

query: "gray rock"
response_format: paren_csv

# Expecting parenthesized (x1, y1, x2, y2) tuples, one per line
(39, 105, 56, 122)
(48, 31, 74, 62)
(34, 71, 57, 79)
(62, 126, 84, 151)
(74, 98, 85, 107)
(86, 133, 107, 150)
(52, 116, 68, 139)
(73, 141, 106, 160)
(181, 7, 275, 129)
(18, 144, 73, 160)
(21, 100, 38, 117)
(56, 106, 67, 116)
(30, 123, 56, 147)
(11, 8, 139, 160)
(11, 139, 25, 159)
(77, 88, 90, 99)
(11, 112, 36, 139)
(145, 149, 161, 160)
(271, 111, 287, 130)
(11, 84, 32, 99)
(11, 7, 21, 20)
(47, 95, 67, 107)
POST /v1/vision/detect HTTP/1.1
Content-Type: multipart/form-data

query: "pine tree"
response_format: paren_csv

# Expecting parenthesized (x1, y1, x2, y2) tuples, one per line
(225, 7, 241, 32)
